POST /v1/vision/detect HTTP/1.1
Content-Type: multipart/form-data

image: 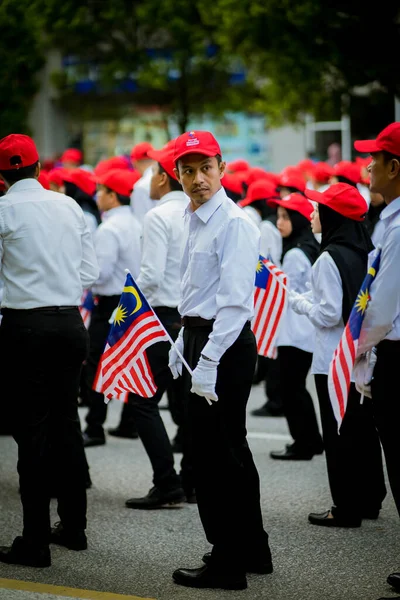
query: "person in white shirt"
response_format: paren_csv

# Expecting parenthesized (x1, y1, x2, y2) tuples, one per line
(266, 193, 323, 461)
(124, 143, 191, 509)
(83, 169, 142, 447)
(290, 183, 385, 528)
(129, 141, 157, 224)
(0, 134, 99, 568)
(168, 131, 271, 591)
(353, 123, 400, 597)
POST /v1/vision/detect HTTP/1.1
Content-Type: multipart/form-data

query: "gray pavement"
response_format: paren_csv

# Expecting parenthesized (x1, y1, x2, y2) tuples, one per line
(0, 377, 399, 600)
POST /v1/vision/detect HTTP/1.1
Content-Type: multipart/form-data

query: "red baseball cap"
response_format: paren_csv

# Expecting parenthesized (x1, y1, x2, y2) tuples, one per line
(61, 148, 82, 164)
(245, 167, 276, 187)
(333, 161, 361, 184)
(221, 171, 247, 195)
(97, 168, 138, 197)
(147, 142, 178, 180)
(354, 122, 400, 156)
(267, 193, 313, 221)
(173, 130, 221, 164)
(94, 156, 132, 177)
(311, 162, 335, 184)
(130, 142, 154, 162)
(239, 179, 279, 208)
(226, 159, 250, 173)
(48, 168, 68, 188)
(0, 134, 39, 170)
(278, 172, 306, 193)
(297, 158, 315, 173)
(304, 183, 368, 221)
(63, 168, 96, 196)
(38, 171, 50, 190)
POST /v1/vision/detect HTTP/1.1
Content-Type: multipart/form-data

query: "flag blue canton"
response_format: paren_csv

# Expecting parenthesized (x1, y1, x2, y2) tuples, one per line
(255, 256, 270, 289)
(348, 250, 381, 341)
(108, 274, 152, 346)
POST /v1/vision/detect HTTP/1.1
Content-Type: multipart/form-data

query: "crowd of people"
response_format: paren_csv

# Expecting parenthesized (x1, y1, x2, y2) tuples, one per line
(0, 122, 399, 599)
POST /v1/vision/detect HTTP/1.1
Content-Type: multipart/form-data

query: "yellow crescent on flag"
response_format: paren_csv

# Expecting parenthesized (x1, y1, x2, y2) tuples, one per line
(123, 285, 143, 315)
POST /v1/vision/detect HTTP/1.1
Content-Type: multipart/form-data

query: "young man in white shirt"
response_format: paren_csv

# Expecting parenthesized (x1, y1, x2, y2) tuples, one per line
(169, 131, 272, 590)
(83, 169, 142, 447)
(130, 141, 157, 224)
(0, 134, 99, 567)
(125, 143, 190, 509)
(353, 123, 400, 599)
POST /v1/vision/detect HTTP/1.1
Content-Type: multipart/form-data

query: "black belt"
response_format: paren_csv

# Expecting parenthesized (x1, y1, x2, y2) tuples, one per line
(1, 306, 78, 314)
(153, 306, 178, 315)
(181, 316, 215, 328)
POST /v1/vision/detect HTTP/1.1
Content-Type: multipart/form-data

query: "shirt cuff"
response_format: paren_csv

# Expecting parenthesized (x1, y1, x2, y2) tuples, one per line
(201, 339, 224, 363)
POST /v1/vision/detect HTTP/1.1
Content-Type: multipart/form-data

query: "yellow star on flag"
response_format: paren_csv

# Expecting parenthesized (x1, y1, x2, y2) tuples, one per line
(355, 289, 369, 314)
(114, 304, 128, 326)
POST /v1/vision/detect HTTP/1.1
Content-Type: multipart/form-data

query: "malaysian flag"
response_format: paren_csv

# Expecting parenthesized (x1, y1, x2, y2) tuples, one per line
(79, 289, 97, 329)
(252, 256, 287, 358)
(93, 273, 168, 400)
(328, 249, 381, 430)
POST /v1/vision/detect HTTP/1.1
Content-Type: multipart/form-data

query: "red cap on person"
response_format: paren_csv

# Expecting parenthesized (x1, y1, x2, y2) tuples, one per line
(130, 142, 154, 162)
(333, 161, 361, 185)
(304, 183, 368, 221)
(94, 156, 132, 177)
(61, 148, 82, 165)
(173, 130, 221, 164)
(278, 172, 306, 193)
(38, 171, 50, 190)
(354, 122, 400, 156)
(221, 171, 247, 195)
(0, 134, 39, 170)
(62, 168, 96, 196)
(311, 162, 335, 184)
(267, 193, 314, 221)
(226, 159, 250, 173)
(97, 168, 139, 197)
(147, 141, 178, 180)
(238, 179, 279, 208)
(48, 168, 68, 188)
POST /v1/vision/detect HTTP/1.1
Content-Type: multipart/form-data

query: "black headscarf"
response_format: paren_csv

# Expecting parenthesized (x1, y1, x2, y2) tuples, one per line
(281, 208, 320, 265)
(64, 181, 101, 225)
(319, 204, 374, 322)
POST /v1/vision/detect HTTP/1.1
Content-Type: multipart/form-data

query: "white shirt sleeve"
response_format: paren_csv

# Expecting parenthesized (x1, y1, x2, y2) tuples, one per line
(80, 217, 100, 289)
(307, 252, 343, 329)
(358, 226, 400, 354)
(283, 248, 310, 292)
(93, 225, 120, 288)
(137, 210, 168, 298)
(202, 217, 259, 361)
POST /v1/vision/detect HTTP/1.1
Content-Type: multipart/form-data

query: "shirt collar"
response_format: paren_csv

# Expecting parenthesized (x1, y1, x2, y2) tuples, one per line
(184, 187, 226, 224)
(6, 178, 42, 194)
(101, 204, 131, 222)
(380, 196, 400, 220)
(158, 190, 187, 207)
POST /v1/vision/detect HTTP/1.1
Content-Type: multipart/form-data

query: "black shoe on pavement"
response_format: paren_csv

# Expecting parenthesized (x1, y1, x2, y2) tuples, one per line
(387, 572, 400, 592)
(185, 490, 197, 504)
(270, 446, 314, 460)
(251, 404, 284, 417)
(173, 564, 247, 590)
(0, 536, 51, 567)
(82, 432, 106, 447)
(50, 522, 87, 551)
(108, 427, 139, 439)
(308, 509, 361, 528)
(125, 486, 185, 509)
(202, 552, 273, 574)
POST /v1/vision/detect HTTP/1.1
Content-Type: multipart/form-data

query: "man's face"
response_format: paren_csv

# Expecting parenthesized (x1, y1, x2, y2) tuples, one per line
(368, 151, 399, 198)
(149, 163, 165, 200)
(175, 154, 225, 207)
(96, 184, 114, 212)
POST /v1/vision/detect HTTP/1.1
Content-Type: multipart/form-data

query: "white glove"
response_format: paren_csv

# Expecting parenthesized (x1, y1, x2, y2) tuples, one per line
(190, 355, 219, 403)
(353, 348, 377, 398)
(288, 290, 313, 315)
(168, 328, 184, 379)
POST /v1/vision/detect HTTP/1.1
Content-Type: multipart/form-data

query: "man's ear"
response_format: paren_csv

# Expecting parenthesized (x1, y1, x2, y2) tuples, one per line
(173, 167, 181, 183)
(390, 158, 400, 179)
(219, 160, 226, 179)
(35, 162, 41, 179)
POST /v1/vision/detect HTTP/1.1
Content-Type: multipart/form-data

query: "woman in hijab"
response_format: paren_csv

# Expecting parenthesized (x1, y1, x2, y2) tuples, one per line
(290, 183, 386, 527)
(267, 193, 324, 461)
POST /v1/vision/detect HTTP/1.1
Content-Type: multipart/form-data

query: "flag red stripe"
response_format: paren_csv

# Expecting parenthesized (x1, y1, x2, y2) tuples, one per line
(264, 277, 287, 355)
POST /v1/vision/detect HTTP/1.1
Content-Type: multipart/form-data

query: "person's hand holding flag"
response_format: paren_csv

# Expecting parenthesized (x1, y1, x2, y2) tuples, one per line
(190, 355, 219, 403)
(168, 328, 184, 379)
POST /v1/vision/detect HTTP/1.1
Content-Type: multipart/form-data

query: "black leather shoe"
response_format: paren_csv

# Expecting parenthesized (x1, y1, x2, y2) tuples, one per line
(387, 572, 400, 592)
(185, 490, 197, 504)
(173, 564, 247, 590)
(270, 447, 314, 460)
(50, 522, 87, 550)
(125, 486, 185, 509)
(0, 536, 51, 567)
(108, 427, 139, 439)
(82, 432, 106, 447)
(308, 510, 361, 528)
(202, 552, 273, 574)
(362, 509, 380, 520)
(251, 405, 284, 417)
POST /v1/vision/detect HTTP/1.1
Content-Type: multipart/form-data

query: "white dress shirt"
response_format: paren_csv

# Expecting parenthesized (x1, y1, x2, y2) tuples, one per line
(260, 220, 282, 266)
(0, 179, 99, 309)
(305, 252, 344, 374)
(179, 187, 260, 362)
(83, 211, 98, 236)
(130, 166, 157, 225)
(277, 248, 315, 353)
(137, 190, 186, 307)
(358, 197, 400, 354)
(92, 205, 142, 296)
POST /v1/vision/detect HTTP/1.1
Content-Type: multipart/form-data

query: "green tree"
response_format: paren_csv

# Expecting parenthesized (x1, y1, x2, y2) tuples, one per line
(0, 0, 45, 138)
(35, 0, 258, 132)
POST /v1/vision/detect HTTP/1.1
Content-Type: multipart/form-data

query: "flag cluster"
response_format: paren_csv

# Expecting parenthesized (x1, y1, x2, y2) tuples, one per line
(328, 249, 381, 429)
(93, 273, 168, 400)
(79, 289, 97, 329)
(252, 256, 287, 359)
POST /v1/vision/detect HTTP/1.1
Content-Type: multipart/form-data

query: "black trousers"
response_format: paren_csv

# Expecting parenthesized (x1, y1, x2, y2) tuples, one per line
(315, 374, 386, 520)
(0, 308, 89, 544)
(371, 340, 400, 516)
(127, 307, 186, 492)
(182, 322, 270, 573)
(254, 355, 283, 412)
(278, 346, 323, 452)
(84, 295, 136, 437)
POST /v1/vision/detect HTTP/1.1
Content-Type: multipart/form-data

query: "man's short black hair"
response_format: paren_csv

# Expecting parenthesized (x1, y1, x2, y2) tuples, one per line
(105, 187, 131, 206)
(381, 150, 400, 164)
(0, 161, 38, 184)
(158, 164, 183, 192)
